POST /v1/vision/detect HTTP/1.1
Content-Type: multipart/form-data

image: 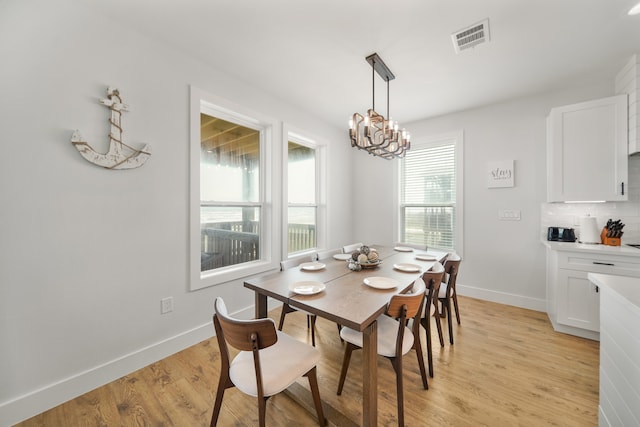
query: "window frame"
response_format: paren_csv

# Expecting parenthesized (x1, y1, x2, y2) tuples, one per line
(394, 130, 464, 257)
(190, 86, 279, 290)
(282, 124, 326, 261)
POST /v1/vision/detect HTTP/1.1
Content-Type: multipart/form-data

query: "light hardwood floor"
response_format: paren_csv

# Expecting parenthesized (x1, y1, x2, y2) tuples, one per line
(15, 296, 599, 426)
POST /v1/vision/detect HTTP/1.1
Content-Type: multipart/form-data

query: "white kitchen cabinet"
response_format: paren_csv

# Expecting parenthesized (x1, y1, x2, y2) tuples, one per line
(547, 94, 628, 202)
(556, 269, 600, 332)
(545, 243, 640, 340)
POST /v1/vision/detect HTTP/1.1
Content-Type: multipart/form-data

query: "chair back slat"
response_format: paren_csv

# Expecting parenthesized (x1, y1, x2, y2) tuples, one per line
(214, 298, 278, 351)
(315, 248, 342, 260)
(280, 254, 311, 271)
(387, 280, 426, 319)
(443, 254, 461, 295)
(342, 242, 363, 253)
(423, 262, 445, 303)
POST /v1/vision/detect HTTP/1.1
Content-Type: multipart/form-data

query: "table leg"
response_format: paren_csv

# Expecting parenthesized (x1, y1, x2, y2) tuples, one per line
(254, 293, 268, 319)
(362, 320, 377, 426)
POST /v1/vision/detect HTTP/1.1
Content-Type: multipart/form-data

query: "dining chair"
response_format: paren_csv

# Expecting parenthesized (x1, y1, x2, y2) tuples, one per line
(342, 242, 363, 253)
(336, 280, 428, 426)
(211, 298, 326, 427)
(417, 262, 446, 377)
(277, 255, 319, 346)
(313, 247, 346, 340)
(394, 242, 427, 250)
(437, 253, 462, 344)
(315, 248, 342, 260)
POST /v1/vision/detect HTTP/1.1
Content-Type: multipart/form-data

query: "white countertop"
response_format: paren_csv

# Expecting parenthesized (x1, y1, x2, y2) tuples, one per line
(541, 239, 640, 258)
(588, 273, 640, 311)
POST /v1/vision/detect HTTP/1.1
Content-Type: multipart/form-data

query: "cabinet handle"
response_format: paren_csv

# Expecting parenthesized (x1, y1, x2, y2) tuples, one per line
(593, 261, 615, 266)
(622, 182, 625, 196)
(595, 285, 599, 293)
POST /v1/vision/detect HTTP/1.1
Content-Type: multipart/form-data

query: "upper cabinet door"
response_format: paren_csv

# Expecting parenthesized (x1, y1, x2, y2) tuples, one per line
(547, 94, 628, 202)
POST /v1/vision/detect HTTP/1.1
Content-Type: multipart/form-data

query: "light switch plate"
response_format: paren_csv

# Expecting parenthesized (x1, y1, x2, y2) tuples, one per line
(498, 209, 521, 221)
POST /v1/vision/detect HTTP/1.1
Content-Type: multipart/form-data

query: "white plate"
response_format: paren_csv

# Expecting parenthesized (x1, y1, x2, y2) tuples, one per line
(393, 263, 421, 273)
(363, 276, 399, 289)
(300, 262, 326, 271)
(394, 246, 414, 252)
(333, 253, 352, 261)
(415, 254, 437, 261)
(290, 281, 326, 295)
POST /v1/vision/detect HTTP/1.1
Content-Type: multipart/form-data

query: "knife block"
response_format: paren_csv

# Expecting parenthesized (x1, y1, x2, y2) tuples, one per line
(601, 228, 622, 246)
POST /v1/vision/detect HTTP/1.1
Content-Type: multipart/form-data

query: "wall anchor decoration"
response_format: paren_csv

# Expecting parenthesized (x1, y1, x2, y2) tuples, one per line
(71, 87, 151, 169)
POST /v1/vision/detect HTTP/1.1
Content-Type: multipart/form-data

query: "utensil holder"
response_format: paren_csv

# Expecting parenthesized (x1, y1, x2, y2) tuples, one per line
(601, 228, 622, 246)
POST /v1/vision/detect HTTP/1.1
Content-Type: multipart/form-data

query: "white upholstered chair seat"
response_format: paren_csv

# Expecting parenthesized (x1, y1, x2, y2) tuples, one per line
(230, 329, 320, 397)
(339, 314, 414, 358)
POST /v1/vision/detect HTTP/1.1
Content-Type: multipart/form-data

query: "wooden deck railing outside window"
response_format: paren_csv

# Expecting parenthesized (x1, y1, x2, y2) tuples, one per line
(200, 221, 316, 271)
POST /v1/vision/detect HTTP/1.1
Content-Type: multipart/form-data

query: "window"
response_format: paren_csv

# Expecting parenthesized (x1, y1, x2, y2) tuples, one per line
(398, 132, 463, 253)
(287, 138, 317, 255)
(190, 87, 277, 290)
(200, 114, 261, 269)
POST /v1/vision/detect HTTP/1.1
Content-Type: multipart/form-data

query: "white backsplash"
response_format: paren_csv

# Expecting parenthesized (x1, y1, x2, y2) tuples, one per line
(541, 155, 640, 243)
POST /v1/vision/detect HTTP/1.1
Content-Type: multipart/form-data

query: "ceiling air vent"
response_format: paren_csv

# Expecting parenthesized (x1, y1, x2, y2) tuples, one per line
(451, 18, 490, 54)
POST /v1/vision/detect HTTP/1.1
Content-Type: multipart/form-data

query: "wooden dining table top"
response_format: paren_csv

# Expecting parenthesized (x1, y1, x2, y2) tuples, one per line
(244, 245, 447, 331)
(243, 245, 448, 426)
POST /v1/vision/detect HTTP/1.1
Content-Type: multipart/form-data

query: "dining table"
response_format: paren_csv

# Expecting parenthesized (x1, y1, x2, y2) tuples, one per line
(244, 245, 448, 426)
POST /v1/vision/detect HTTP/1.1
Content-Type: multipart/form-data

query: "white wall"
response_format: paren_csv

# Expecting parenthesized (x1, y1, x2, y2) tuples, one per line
(353, 82, 616, 310)
(0, 1, 351, 424)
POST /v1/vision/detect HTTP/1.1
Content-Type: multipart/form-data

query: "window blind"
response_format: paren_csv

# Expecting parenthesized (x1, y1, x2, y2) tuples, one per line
(400, 142, 456, 250)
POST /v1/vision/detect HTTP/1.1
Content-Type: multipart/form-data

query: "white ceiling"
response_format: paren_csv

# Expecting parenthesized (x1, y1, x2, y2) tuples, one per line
(97, 0, 640, 129)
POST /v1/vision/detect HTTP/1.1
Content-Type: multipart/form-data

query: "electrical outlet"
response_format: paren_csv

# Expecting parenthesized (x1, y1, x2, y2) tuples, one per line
(161, 297, 173, 314)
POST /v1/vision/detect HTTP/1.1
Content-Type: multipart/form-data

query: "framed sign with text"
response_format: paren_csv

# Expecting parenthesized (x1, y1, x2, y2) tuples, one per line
(487, 160, 514, 188)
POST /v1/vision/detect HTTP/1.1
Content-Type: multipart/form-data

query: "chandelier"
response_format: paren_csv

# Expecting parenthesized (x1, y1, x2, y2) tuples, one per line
(349, 53, 410, 159)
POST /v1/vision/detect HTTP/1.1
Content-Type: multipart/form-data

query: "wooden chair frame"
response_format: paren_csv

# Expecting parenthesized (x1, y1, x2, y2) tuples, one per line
(336, 285, 427, 426)
(211, 299, 325, 427)
(438, 255, 461, 345)
(419, 266, 446, 377)
(277, 257, 319, 346)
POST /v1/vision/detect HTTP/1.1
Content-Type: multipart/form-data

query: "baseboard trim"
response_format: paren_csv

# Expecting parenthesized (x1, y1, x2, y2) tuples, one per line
(0, 322, 214, 427)
(457, 284, 547, 312)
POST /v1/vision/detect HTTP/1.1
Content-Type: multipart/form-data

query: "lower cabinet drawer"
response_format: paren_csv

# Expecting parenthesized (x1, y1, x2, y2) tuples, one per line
(558, 252, 640, 277)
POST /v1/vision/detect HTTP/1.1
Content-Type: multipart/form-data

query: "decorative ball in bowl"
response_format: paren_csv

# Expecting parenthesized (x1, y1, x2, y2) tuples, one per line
(347, 245, 380, 270)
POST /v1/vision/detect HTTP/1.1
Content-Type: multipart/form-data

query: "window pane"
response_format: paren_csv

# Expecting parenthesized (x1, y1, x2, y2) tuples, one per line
(288, 142, 316, 204)
(201, 206, 260, 272)
(402, 144, 455, 205)
(400, 141, 456, 251)
(402, 206, 454, 249)
(288, 206, 316, 253)
(288, 141, 317, 254)
(200, 112, 261, 273)
(200, 113, 260, 203)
